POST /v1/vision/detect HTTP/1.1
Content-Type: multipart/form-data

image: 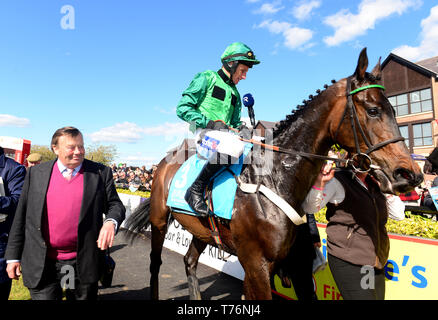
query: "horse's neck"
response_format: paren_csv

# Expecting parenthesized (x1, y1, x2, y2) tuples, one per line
(274, 99, 333, 162)
(266, 91, 336, 203)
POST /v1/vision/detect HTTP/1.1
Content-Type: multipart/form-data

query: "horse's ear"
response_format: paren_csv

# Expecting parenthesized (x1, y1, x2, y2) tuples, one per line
(371, 56, 382, 80)
(354, 48, 368, 81)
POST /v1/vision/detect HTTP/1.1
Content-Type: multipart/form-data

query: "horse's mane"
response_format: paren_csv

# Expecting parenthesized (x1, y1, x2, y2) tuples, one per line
(272, 71, 380, 140)
(273, 79, 338, 139)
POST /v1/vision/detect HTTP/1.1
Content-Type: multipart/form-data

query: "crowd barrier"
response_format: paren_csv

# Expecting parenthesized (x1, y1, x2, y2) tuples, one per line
(118, 193, 438, 300)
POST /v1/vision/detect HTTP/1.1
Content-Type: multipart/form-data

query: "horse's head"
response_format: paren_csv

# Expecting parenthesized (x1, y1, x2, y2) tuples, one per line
(330, 48, 423, 194)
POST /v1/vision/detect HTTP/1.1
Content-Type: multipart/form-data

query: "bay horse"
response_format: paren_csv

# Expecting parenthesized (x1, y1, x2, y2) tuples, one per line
(125, 48, 423, 300)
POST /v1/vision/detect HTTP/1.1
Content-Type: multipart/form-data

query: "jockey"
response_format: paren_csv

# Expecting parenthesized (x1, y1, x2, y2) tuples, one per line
(176, 42, 260, 217)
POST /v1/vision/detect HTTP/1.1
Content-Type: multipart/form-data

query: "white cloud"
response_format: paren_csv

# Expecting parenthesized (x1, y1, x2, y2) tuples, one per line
(0, 114, 30, 127)
(142, 122, 190, 137)
(292, 0, 321, 21)
(323, 0, 420, 46)
(88, 121, 190, 143)
(253, 1, 285, 14)
(89, 122, 143, 143)
(257, 20, 290, 33)
(392, 5, 438, 61)
(256, 20, 314, 50)
(240, 117, 252, 127)
(283, 27, 314, 49)
(155, 106, 176, 115)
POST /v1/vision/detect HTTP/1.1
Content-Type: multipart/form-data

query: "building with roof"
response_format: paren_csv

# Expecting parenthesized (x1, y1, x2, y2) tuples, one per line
(254, 53, 438, 158)
(381, 53, 438, 157)
(254, 120, 277, 137)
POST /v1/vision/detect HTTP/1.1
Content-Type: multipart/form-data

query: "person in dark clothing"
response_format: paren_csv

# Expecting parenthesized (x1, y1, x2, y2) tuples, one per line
(0, 146, 26, 299)
(5, 127, 125, 300)
(421, 148, 438, 211)
(425, 147, 438, 174)
(277, 213, 321, 300)
(302, 162, 405, 300)
(423, 176, 438, 211)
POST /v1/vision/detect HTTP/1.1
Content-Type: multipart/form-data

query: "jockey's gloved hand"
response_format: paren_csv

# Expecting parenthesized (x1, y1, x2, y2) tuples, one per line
(206, 120, 216, 130)
(206, 120, 229, 131)
(238, 124, 252, 140)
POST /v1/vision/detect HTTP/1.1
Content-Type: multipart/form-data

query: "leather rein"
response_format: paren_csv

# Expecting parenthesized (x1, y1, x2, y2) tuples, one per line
(245, 76, 405, 172)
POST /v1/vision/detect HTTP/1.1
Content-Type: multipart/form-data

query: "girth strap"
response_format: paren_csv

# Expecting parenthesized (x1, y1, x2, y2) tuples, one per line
(237, 177, 306, 225)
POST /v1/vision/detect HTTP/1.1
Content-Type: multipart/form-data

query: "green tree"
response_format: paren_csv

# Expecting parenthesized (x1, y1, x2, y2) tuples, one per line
(30, 145, 56, 163)
(30, 143, 117, 167)
(85, 144, 117, 166)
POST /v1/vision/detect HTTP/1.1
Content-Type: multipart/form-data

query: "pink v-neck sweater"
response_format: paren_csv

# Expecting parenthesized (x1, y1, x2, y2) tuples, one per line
(42, 163, 84, 260)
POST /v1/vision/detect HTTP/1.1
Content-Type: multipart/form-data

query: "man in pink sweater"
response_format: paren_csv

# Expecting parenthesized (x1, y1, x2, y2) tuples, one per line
(5, 127, 125, 300)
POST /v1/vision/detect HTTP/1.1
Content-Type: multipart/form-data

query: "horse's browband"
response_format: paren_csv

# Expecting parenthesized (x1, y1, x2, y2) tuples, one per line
(349, 84, 385, 96)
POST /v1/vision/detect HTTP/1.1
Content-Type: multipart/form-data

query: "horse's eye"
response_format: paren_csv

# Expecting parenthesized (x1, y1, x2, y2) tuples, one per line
(367, 108, 379, 117)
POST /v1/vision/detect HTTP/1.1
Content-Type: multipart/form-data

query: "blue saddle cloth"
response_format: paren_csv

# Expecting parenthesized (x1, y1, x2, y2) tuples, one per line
(166, 143, 252, 220)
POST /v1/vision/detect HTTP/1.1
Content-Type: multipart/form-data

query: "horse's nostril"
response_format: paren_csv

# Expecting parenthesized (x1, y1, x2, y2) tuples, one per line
(414, 173, 424, 186)
(394, 168, 413, 182)
(392, 168, 423, 190)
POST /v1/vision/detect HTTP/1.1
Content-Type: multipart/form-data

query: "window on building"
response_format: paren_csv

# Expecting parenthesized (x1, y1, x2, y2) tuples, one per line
(413, 122, 432, 147)
(398, 122, 433, 151)
(389, 94, 408, 116)
(389, 88, 432, 116)
(399, 125, 410, 148)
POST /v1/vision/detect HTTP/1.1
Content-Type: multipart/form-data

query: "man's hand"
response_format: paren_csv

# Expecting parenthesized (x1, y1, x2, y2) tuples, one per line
(206, 120, 229, 131)
(97, 220, 116, 250)
(238, 124, 252, 140)
(6, 262, 22, 280)
(314, 162, 335, 189)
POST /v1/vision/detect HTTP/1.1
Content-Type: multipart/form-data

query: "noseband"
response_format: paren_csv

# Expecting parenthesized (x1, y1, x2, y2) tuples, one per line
(333, 76, 405, 172)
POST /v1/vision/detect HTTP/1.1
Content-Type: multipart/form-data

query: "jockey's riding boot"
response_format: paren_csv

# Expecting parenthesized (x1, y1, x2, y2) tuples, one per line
(184, 161, 224, 217)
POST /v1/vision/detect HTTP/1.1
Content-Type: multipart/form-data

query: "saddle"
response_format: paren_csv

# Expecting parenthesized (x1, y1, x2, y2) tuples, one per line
(166, 140, 253, 220)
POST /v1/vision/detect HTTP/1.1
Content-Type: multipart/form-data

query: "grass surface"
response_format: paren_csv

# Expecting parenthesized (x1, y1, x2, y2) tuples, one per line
(9, 277, 30, 300)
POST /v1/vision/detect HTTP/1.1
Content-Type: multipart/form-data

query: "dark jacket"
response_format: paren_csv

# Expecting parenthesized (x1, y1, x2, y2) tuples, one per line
(0, 151, 26, 235)
(5, 159, 126, 288)
(423, 176, 438, 211)
(326, 170, 389, 269)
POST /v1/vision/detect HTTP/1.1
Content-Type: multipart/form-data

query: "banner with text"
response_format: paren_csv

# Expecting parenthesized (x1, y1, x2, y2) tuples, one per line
(119, 194, 438, 300)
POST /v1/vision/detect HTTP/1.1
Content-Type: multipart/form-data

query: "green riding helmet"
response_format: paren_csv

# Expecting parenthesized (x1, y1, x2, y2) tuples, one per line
(221, 42, 260, 78)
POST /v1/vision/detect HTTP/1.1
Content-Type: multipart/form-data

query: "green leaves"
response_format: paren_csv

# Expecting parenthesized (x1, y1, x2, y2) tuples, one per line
(116, 188, 150, 198)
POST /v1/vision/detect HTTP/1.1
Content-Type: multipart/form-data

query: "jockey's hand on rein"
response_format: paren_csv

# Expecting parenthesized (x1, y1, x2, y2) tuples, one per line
(238, 124, 252, 140)
(206, 120, 229, 131)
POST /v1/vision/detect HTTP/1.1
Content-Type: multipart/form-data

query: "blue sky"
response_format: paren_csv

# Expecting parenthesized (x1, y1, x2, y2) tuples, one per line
(1, 0, 438, 167)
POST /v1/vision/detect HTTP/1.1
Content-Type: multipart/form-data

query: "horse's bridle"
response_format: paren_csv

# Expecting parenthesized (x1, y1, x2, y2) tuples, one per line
(246, 76, 405, 172)
(331, 76, 405, 172)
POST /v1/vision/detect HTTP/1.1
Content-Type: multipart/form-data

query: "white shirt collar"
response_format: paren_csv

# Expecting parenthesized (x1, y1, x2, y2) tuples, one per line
(56, 159, 82, 175)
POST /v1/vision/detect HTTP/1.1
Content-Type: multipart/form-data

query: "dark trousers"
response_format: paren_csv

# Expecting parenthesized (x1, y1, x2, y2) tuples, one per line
(281, 224, 317, 301)
(28, 258, 98, 300)
(328, 254, 385, 300)
(0, 234, 12, 300)
(0, 279, 12, 300)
